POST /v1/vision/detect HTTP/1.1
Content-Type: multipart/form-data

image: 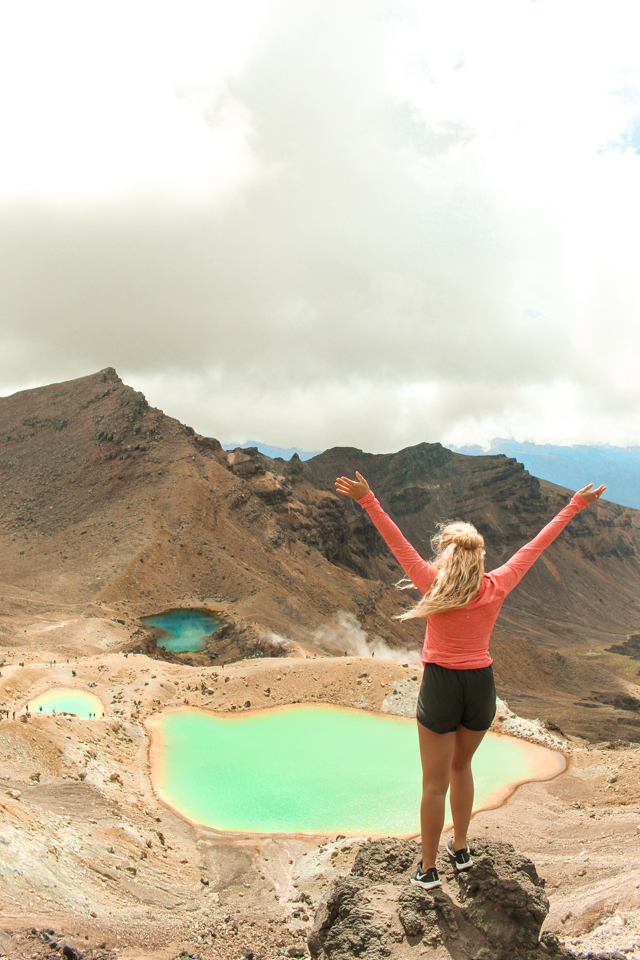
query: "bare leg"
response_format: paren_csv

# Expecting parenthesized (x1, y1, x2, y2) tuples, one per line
(417, 721, 456, 869)
(449, 725, 488, 851)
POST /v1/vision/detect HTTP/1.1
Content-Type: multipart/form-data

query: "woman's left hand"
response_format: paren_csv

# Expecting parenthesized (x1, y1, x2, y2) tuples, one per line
(335, 471, 370, 500)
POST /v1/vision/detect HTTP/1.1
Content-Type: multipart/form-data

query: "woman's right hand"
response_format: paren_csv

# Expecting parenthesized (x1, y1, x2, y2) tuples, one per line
(576, 483, 607, 504)
(335, 471, 370, 500)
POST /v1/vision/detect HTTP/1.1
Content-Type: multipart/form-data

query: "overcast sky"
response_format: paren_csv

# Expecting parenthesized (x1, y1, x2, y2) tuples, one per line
(1, 0, 640, 452)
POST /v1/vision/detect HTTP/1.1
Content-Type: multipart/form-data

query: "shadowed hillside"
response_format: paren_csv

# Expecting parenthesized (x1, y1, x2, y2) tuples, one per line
(300, 444, 640, 651)
(2, 368, 640, 739)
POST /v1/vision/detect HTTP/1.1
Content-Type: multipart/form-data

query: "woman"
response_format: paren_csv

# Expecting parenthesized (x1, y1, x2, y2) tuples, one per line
(335, 471, 606, 890)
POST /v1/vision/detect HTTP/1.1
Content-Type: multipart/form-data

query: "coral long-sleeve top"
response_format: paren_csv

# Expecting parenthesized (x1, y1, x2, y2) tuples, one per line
(357, 490, 589, 669)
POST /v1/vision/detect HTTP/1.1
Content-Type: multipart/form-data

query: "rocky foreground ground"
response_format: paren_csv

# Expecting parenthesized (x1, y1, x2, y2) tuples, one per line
(2, 649, 640, 960)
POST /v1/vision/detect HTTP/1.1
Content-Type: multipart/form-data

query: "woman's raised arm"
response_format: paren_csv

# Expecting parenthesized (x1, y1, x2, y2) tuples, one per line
(491, 482, 607, 595)
(335, 471, 436, 593)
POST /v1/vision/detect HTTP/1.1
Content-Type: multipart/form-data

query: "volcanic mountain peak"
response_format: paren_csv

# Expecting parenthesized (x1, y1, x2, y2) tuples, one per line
(2, 368, 640, 740)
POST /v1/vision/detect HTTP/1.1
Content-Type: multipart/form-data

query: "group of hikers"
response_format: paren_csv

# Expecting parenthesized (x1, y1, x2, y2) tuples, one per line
(335, 470, 605, 889)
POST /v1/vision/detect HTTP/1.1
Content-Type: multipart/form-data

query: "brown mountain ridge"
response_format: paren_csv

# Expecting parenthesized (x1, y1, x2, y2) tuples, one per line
(1, 367, 640, 740)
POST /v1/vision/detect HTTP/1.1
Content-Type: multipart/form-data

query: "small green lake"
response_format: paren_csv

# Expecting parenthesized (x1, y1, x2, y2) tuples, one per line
(139, 608, 223, 653)
(154, 705, 560, 834)
(28, 689, 104, 719)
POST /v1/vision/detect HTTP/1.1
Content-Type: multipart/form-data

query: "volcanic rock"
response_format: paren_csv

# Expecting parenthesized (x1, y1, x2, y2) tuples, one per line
(308, 838, 563, 960)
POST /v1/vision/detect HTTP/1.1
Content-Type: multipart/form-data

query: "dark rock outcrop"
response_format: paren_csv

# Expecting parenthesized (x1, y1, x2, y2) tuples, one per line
(308, 838, 568, 960)
(454, 841, 549, 955)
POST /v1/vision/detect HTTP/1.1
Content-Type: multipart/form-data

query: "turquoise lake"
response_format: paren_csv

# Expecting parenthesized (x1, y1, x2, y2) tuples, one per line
(155, 705, 559, 835)
(28, 689, 104, 719)
(139, 608, 223, 653)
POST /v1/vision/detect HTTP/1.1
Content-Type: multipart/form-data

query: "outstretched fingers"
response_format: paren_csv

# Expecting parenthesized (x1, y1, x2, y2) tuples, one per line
(335, 476, 353, 495)
(335, 472, 370, 500)
(577, 483, 607, 504)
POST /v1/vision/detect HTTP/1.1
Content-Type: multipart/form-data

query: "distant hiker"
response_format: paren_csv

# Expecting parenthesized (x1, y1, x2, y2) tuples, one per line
(336, 471, 605, 891)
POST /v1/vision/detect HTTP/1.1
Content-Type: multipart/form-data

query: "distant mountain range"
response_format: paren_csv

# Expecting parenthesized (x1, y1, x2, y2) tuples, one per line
(228, 439, 640, 510)
(223, 441, 321, 461)
(451, 440, 640, 510)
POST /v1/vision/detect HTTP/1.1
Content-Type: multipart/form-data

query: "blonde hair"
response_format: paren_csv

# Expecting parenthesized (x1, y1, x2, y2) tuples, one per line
(397, 521, 485, 620)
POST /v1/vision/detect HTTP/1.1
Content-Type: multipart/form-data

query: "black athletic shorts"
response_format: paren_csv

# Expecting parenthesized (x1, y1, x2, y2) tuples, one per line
(416, 662, 496, 735)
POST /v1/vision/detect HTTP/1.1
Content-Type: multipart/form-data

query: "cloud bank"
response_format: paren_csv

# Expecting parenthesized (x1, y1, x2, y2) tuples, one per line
(1, 0, 640, 449)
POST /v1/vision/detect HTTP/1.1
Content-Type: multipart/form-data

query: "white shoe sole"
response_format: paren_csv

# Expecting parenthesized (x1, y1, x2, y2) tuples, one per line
(410, 877, 442, 890)
(447, 841, 473, 871)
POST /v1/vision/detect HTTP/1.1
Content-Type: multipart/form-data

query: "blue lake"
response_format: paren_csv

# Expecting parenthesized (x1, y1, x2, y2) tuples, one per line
(29, 689, 104, 718)
(154, 705, 565, 835)
(139, 608, 223, 653)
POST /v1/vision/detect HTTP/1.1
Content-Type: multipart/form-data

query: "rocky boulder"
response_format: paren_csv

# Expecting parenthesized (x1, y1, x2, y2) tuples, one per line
(308, 838, 567, 960)
(455, 840, 549, 955)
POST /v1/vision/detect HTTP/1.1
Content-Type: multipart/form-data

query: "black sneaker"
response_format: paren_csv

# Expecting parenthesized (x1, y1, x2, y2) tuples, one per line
(410, 862, 441, 890)
(446, 838, 473, 871)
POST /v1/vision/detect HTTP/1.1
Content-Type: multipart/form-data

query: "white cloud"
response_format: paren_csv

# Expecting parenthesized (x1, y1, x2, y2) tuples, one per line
(1, 0, 640, 449)
(0, 0, 267, 203)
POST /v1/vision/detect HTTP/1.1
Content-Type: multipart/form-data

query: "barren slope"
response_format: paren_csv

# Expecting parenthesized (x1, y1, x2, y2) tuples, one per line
(2, 369, 640, 740)
(0, 368, 413, 658)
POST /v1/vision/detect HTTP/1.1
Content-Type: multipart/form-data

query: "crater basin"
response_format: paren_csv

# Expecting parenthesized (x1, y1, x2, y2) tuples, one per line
(28, 689, 104, 718)
(152, 704, 564, 835)
(139, 607, 223, 653)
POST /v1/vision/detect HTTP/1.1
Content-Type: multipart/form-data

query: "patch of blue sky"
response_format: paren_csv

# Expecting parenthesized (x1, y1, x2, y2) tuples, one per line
(600, 113, 640, 153)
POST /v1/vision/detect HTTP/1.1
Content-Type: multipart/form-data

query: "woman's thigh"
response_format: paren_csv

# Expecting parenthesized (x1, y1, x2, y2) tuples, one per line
(452, 724, 488, 769)
(417, 721, 456, 792)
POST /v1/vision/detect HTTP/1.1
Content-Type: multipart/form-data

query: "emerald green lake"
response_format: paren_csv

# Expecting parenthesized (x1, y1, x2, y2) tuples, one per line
(155, 705, 557, 834)
(139, 608, 223, 653)
(28, 689, 104, 719)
